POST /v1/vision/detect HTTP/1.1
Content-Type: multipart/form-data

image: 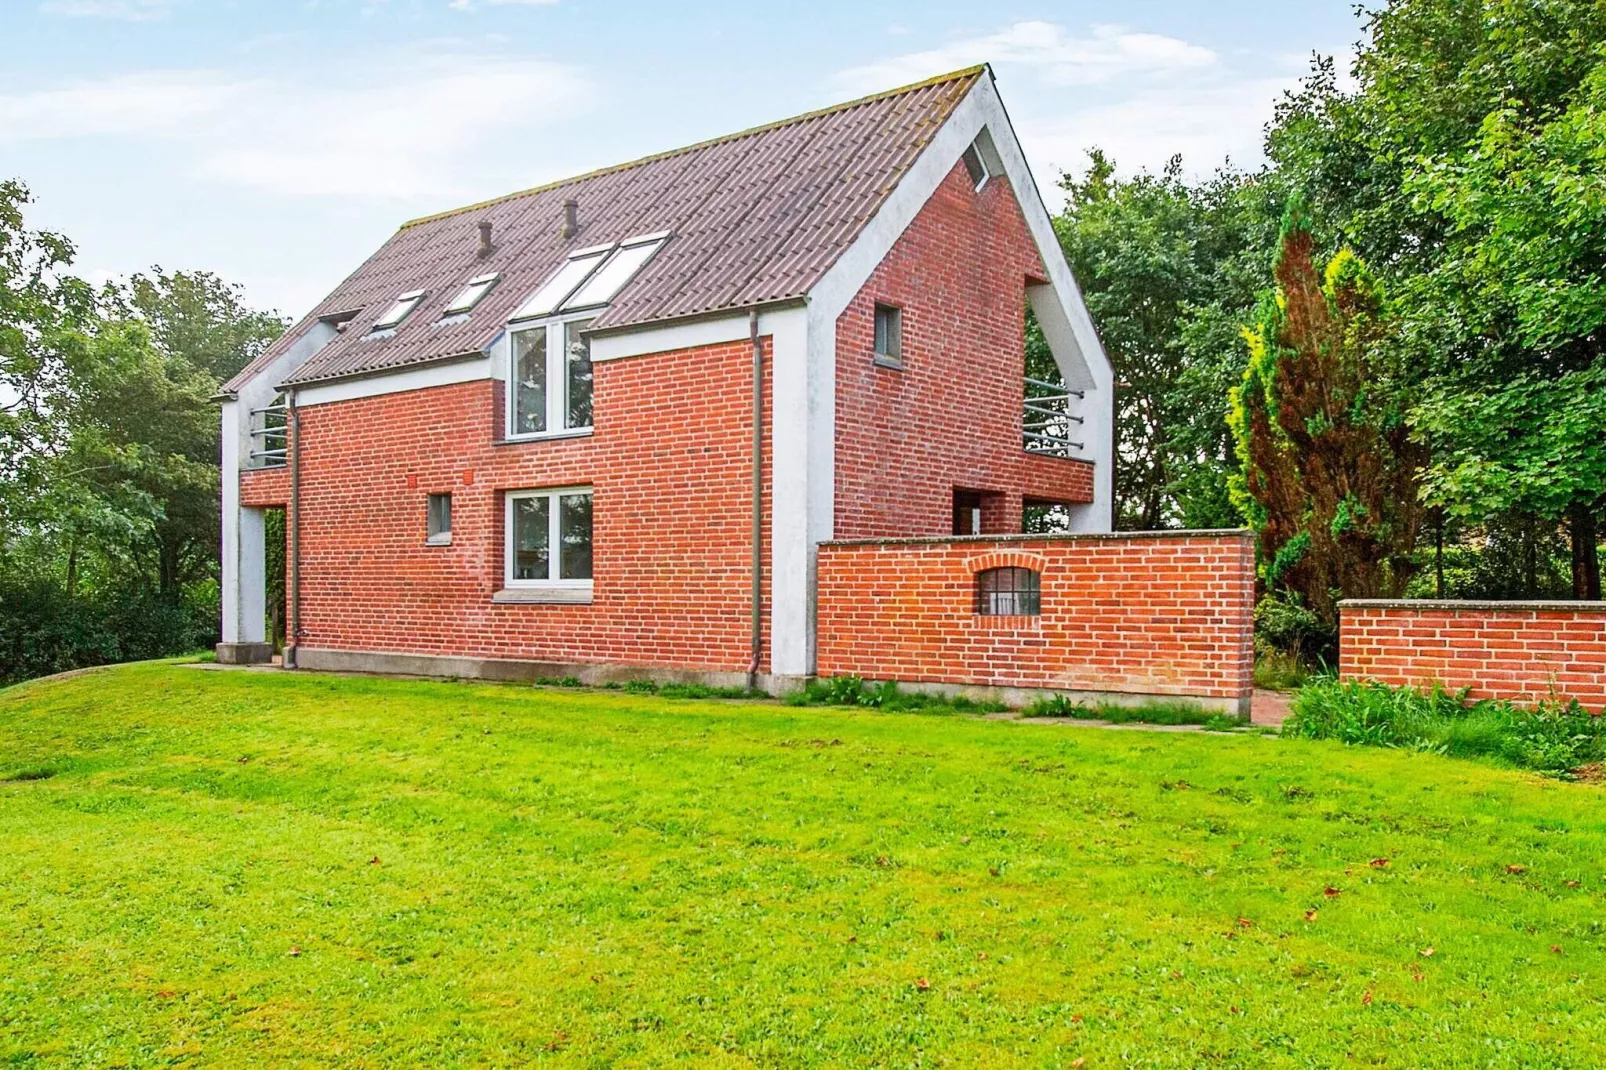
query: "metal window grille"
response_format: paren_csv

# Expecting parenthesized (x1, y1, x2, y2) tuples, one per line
(974, 567, 1041, 616)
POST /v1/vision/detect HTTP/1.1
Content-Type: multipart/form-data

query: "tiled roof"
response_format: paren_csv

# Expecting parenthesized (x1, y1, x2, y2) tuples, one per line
(223, 66, 985, 393)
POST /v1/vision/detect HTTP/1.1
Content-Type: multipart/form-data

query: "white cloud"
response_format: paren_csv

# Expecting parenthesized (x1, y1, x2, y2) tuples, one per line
(39, 0, 179, 18)
(833, 21, 1216, 97)
(0, 52, 593, 200)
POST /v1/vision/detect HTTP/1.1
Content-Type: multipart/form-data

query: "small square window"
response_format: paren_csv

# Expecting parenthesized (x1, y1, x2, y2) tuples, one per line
(961, 142, 990, 189)
(873, 303, 903, 368)
(426, 493, 452, 545)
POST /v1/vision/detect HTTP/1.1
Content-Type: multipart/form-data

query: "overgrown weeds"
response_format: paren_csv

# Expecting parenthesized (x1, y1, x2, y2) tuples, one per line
(784, 676, 1006, 714)
(1285, 678, 1606, 776)
(1023, 693, 1237, 727)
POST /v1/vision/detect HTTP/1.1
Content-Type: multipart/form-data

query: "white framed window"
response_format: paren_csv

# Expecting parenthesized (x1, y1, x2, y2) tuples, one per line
(505, 487, 592, 589)
(508, 313, 595, 439)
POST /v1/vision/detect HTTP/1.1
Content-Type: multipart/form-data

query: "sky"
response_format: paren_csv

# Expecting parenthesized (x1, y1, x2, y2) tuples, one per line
(1, 0, 1363, 320)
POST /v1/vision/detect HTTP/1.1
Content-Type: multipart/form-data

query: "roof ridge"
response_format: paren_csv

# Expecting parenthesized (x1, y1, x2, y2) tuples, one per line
(398, 64, 988, 231)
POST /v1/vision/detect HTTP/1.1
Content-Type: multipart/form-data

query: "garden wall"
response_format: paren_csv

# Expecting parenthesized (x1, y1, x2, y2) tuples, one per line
(1340, 600, 1606, 711)
(815, 531, 1256, 714)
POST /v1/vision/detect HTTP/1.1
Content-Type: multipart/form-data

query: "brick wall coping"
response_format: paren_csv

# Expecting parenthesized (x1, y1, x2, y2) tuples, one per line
(1341, 599, 1606, 613)
(821, 528, 1253, 549)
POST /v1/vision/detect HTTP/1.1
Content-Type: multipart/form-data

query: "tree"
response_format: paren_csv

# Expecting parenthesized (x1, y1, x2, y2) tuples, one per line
(1229, 205, 1425, 626)
(1053, 151, 1272, 529)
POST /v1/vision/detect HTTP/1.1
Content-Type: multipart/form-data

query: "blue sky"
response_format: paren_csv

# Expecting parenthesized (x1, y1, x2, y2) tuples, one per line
(1, 0, 1362, 319)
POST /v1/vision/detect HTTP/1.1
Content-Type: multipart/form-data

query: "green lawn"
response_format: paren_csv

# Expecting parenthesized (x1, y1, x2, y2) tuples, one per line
(2, 664, 1604, 1067)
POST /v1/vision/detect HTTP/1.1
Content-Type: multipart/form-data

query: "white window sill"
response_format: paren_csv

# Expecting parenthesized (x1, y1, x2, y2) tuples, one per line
(497, 427, 595, 446)
(425, 534, 452, 547)
(872, 352, 904, 370)
(492, 587, 594, 605)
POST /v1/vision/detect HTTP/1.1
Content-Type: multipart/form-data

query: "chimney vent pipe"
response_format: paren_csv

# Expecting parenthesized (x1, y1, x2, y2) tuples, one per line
(477, 219, 494, 258)
(561, 199, 579, 240)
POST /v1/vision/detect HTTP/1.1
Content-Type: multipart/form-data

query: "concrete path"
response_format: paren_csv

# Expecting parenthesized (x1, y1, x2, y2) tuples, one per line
(1251, 689, 1294, 728)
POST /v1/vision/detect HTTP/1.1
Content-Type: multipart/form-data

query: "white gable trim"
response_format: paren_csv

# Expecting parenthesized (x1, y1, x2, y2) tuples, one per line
(293, 355, 492, 407)
(805, 71, 1115, 532)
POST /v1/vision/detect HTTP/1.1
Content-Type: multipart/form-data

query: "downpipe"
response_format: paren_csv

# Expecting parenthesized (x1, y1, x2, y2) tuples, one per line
(747, 308, 764, 691)
(286, 389, 303, 670)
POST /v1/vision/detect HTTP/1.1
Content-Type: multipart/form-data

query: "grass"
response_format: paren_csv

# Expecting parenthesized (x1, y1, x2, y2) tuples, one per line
(1253, 649, 1317, 692)
(1021, 692, 1238, 727)
(2, 662, 1605, 1066)
(1286, 678, 1606, 777)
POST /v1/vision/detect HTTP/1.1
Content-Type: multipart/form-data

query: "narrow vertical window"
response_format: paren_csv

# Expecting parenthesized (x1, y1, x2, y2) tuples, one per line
(513, 327, 547, 435)
(961, 140, 990, 189)
(426, 493, 452, 545)
(873, 303, 902, 368)
(565, 319, 594, 431)
(512, 495, 551, 580)
(558, 491, 593, 580)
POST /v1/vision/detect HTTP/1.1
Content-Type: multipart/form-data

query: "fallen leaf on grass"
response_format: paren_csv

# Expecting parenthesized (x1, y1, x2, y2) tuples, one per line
(1362, 991, 1373, 1006)
(287, 946, 302, 958)
(1419, 947, 1435, 958)
(1303, 909, 1318, 922)
(1551, 945, 1564, 954)
(915, 977, 931, 991)
(368, 856, 381, 866)
(977, 952, 987, 961)
(1323, 886, 1342, 898)
(1506, 864, 1527, 875)
(1072, 1059, 1085, 1068)
(156, 990, 176, 999)
(1566, 880, 1581, 888)
(1369, 858, 1390, 868)
(1236, 917, 1253, 929)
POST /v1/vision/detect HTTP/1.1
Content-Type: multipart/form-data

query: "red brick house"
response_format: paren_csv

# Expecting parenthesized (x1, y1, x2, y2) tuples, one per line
(217, 66, 1120, 693)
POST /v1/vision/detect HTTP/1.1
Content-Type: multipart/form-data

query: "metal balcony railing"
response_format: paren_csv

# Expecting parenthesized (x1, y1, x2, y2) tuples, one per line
(1023, 377, 1085, 457)
(248, 399, 288, 469)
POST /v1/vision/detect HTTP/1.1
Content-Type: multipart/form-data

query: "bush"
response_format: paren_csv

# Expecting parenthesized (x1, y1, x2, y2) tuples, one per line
(1255, 592, 1335, 662)
(1284, 678, 1606, 776)
(0, 577, 216, 686)
(1022, 694, 1233, 726)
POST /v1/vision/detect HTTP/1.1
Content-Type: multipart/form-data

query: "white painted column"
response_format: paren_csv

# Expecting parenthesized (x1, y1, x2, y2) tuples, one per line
(766, 306, 819, 679)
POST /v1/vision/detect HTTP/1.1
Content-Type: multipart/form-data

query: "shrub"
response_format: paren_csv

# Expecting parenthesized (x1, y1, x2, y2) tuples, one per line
(0, 577, 217, 686)
(1284, 678, 1606, 776)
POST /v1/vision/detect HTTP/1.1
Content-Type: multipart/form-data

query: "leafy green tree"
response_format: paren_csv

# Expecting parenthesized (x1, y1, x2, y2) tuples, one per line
(1230, 206, 1425, 626)
(1053, 151, 1271, 529)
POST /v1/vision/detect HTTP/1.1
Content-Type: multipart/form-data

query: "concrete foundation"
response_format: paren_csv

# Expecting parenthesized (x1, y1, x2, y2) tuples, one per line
(216, 642, 275, 665)
(293, 647, 810, 696)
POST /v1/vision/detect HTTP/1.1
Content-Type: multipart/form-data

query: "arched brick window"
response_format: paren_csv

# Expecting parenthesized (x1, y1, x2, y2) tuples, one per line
(975, 566, 1041, 616)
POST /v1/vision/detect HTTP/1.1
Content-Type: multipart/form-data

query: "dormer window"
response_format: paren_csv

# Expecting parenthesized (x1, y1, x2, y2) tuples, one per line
(372, 289, 426, 331)
(443, 272, 499, 315)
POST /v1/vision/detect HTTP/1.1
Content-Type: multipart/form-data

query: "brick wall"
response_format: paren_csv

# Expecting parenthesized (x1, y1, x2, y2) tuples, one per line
(239, 466, 288, 508)
(816, 532, 1255, 709)
(288, 338, 772, 674)
(1341, 601, 1606, 711)
(834, 160, 1093, 539)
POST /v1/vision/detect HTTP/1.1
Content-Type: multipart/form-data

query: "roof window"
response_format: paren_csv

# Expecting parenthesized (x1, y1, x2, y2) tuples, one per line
(561, 232, 670, 311)
(372, 289, 426, 330)
(444, 272, 500, 316)
(511, 244, 615, 322)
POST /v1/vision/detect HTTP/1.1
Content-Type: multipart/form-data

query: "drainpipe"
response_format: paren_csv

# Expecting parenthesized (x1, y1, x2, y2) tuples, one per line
(747, 308, 764, 691)
(286, 388, 303, 670)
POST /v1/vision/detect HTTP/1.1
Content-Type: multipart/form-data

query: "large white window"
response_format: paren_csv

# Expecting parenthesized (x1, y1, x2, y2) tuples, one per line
(509, 314, 594, 438)
(505, 487, 593, 589)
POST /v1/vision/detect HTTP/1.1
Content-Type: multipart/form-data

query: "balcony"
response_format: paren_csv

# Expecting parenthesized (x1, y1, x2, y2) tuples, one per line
(1023, 377, 1084, 458)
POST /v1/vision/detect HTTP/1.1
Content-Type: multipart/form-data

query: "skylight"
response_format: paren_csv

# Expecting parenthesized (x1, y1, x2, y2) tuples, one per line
(511, 245, 615, 322)
(372, 289, 427, 330)
(562, 233, 670, 311)
(444, 272, 500, 315)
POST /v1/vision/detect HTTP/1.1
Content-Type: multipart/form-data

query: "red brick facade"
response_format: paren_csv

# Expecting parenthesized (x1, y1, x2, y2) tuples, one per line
(239, 467, 288, 508)
(1340, 601, 1606, 711)
(833, 160, 1093, 539)
(284, 339, 772, 673)
(815, 533, 1256, 708)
